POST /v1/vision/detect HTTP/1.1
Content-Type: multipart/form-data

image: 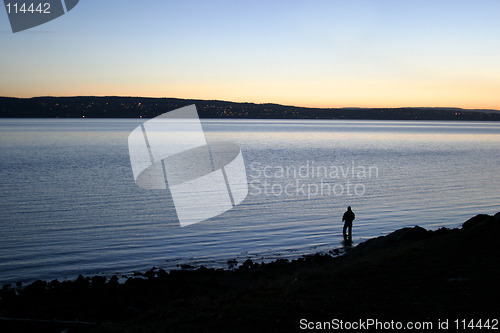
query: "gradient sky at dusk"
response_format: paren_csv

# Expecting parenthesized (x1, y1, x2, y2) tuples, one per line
(1, 0, 499, 109)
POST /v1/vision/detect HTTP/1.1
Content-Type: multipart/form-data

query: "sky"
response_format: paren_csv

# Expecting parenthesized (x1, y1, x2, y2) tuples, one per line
(1, 0, 499, 109)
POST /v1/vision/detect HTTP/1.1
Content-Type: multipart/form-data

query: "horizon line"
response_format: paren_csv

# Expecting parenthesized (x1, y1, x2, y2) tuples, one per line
(1, 95, 499, 113)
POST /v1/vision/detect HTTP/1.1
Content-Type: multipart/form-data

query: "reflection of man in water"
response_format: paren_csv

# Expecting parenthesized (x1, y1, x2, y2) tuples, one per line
(342, 206, 355, 240)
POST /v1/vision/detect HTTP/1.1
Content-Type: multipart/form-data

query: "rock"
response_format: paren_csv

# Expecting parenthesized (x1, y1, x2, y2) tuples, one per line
(108, 275, 119, 285)
(352, 225, 430, 255)
(462, 214, 495, 230)
(49, 279, 61, 289)
(144, 270, 156, 279)
(22, 280, 47, 296)
(74, 274, 90, 288)
(494, 212, 500, 222)
(125, 277, 145, 286)
(385, 225, 429, 242)
(197, 266, 210, 273)
(448, 277, 471, 283)
(434, 227, 451, 236)
(91, 275, 107, 286)
(240, 259, 254, 269)
(0, 285, 16, 302)
(267, 258, 289, 267)
(126, 306, 141, 315)
(157, 269, 168, 279)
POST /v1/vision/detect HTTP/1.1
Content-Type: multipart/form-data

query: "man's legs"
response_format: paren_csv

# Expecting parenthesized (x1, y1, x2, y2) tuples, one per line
(343, 222, 351, 239)
(343, 221, 352, 240)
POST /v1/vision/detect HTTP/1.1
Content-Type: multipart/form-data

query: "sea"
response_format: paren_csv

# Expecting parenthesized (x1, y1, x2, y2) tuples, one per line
(0, 119, 499, 286)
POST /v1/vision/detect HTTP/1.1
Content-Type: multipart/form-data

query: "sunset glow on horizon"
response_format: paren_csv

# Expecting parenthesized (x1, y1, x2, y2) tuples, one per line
(1, 0, 499, 110)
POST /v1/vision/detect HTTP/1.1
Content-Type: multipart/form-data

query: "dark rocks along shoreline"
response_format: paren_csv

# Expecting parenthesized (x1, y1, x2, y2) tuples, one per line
(1, 212, 499, 332)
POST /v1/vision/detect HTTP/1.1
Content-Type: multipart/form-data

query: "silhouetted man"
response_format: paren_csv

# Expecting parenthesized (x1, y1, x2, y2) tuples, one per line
(342, 206, 355, 240)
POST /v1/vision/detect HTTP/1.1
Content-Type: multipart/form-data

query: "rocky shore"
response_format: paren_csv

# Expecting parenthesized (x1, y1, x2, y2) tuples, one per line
(1, 212, 499, 332)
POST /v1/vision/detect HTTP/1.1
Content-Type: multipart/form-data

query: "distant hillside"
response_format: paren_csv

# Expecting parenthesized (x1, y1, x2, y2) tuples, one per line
(1, 96, 499, 121)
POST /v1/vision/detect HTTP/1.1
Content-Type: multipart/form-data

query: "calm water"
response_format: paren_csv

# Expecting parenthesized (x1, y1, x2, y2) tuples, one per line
(0, 119, 499, 285)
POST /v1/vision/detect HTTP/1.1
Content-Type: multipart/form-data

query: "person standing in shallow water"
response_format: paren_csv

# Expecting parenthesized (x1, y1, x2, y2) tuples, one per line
(342, 206, 355, 241)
